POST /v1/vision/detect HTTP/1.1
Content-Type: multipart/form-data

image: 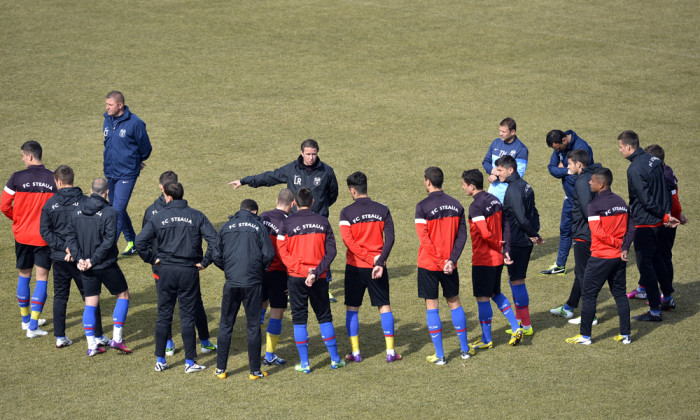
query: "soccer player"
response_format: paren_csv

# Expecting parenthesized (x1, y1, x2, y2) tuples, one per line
(66, 179, 132, 356)
(134, 182, 218, 373)
(618, 131, 679, 321)
(495, 155, 542, 337)
(542, 129, 594, 275)
(550, 150, 602, 324)
(626, 144, 688, 308)
(229, 139, 340, 301)
(276, 187, 344, 373)
(1, 141, 55, 337)
(460, 169, 523, 349)
(259, 189, 295, 366)
(415, 167, 472, 365)
(213, 199, 275, 380)
(339, 171, 401, 363)
(102, 90, 152, 256)
(142, 171, 216, 356)
(482, 117, 529, 203)
(566, 167, 634, 345)
(40, 165, 107, 348)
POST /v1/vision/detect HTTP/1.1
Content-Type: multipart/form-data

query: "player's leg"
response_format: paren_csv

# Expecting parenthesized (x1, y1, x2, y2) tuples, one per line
(556, 198, 574, 269)
(418, 268, 445, 364)
(633, 227, 663, 318)
(472, 266, 494, 349)
(154, 274, 175, 354)
(444, 269, 471, 358)
(110, 178, 137, 253)
(52, 261, 72, 345)
(263, 270, 288, 365)
(154, 267, 177, 370)
(215, 284, 241, 379)
(81, 272, 104, 356)
(507, 246, 533, 334)
(178, 267, 204, 371)
(288, 276, 311, 372)
(74, 268, 107, 344)
(26, 246, 51, 335)
(609, 260, 631, 343)
(100, 266, 131, 353)
(310, 278, 343, 368)
(655, 230, 675, 310)
(344, 264, 365, 362)
(568, 258, 605, 345)
(368, 266, 400, 361)
(243, 285, 266, 379)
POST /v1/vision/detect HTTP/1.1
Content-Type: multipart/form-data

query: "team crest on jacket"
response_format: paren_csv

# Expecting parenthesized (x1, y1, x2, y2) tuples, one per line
(314, 177, 321, 186)
(104, 128, 109, 136)
(119, 129, 126, 138)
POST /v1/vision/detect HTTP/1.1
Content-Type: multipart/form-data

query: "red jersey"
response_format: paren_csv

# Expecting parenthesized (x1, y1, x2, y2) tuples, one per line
(259, 208, 288, 272)
(468, 191, 510, 267)
(415, 190, 467, 271)
(587, 189, 634, 259)
(2, 164, 56, 246)
(339, 197, 394, 269)
(277, 209, 336, 278)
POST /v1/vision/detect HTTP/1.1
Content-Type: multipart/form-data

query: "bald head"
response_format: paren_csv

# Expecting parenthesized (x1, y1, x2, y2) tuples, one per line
(91, 178, 109, 197)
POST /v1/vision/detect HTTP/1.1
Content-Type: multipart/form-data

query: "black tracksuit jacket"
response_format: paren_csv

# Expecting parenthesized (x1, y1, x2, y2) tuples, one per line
(65, 194, 119, 270)
(502, 172, 540, 247)
(40, 186, 86, 261)
(626, 148, 671, 226)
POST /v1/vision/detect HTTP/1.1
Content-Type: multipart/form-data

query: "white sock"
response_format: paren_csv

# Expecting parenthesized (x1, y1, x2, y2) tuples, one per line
(386, 349, 395, 356)
(87, 335, 97, 350)
(113, 326, 122, 343)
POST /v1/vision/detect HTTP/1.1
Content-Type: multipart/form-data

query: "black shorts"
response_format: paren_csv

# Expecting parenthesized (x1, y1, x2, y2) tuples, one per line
(262, 270, 288, 309)
(287, 275, 332, 325)
(471, 265, 503, 297)
(344, 265, 390, 307)
(507, 245, 533, 281)
(81, 263, 129, 297)
(15, 242, 51, 270)
(417, 267, 460, 300)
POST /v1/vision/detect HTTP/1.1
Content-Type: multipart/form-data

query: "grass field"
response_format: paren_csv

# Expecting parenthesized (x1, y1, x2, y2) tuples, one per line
(1, 0, 698, 418)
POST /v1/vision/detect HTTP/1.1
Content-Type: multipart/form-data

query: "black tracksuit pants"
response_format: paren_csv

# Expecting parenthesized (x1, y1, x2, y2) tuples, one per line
(155, 275, 210, 342)
(155, 265, 201, 360)
(580, 256, 630, 337)
(216, 283, 263, 373)
(567, 240, 591, 309)
(634, 226, 673, 310)
(53, 260, 103, 337)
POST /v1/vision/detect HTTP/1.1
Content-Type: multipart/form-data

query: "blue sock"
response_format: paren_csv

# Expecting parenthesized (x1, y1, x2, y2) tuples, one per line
(637, 285, 646, 292)
(28, 280, 48, 329)
(157, 356, 166, 364)
(477, 301, 493, 344)
(294, 324, 310, 368)
(112, 298, 129, 329)
(493, 293, 519, 331)
(450, 306, 469, 352)
(380, 311, 395, 342)
(265, 318, 283, 361)
(582, 335, 591, 340)
(166, 339, 175, 349)
(510, 283, 531, 327)
(17, 275, 31, 323)
(260, 308, 266, 325)
(185, 359, 194, 366)
(426, 309, 444, 359)
(346, 310, 359, 337)
(320, 322, 340, 363)
(201, 338, 212, 347)
(563, 303, 574, 311)
(83, 305, 97, 338)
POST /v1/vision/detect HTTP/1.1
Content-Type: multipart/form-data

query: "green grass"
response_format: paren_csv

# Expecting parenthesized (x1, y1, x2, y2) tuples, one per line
(1, 0, 698, 418)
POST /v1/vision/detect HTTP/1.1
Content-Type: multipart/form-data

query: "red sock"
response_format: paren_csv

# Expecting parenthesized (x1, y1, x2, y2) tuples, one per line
(515, 305, 531, 328)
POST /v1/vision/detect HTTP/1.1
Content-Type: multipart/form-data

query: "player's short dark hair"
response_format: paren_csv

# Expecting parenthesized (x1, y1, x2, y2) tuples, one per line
(106, 90, 125, 104)
(54, 165, 74, 185)
(21, 141, 42, 160)
(546, 129, 566, 147)
(567, 149, 590, 167)
(295, 187, 314, 208)
(301, 139, 319, 152)
(159, 171, 178, 186)
(163, 182, 184, 200)
(461, 169, 483, 190)
(92, 178, 108, 195)
(277, 188, 295, 206)
(424, 167, 443, 188)
(240, 199, 258, 213)
(593, 167, 613, 187)
(644, 144, 665, 163)
(618, 130, 639, 148)
(495, 155, 517, 171)
(500, 117, 516, 132)
(346, 171, 368, 195)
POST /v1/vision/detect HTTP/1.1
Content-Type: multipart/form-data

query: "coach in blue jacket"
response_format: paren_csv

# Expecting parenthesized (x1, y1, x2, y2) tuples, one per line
(103, 90, 152, 255)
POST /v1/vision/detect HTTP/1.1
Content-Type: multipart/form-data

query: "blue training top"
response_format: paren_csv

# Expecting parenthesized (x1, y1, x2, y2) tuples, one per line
(482, 136, 529, 203)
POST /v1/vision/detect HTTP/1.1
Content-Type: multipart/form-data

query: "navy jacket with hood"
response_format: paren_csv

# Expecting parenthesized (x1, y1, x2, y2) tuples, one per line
(547, 130, 594, 200)
(66, 194, 119, 270)
(502, 172, 540, 247)
(212, 209, 275, 288)
(571, 163, 602, 242)
(103, 106, 152, 179)
(40, 186, 87, 261)
(626, 148, 671, 226)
